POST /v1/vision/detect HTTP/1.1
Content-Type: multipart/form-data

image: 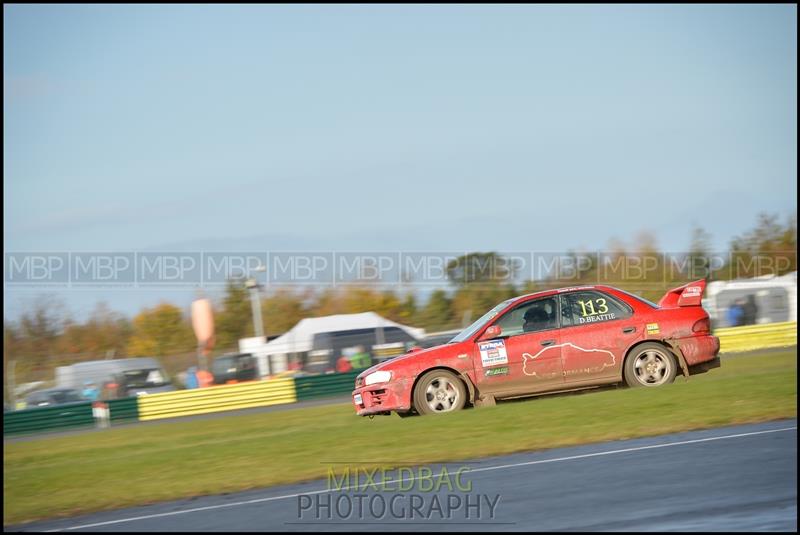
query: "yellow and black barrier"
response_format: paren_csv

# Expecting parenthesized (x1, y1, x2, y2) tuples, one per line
(137, 378, 297, 421)
(715, 321, 797, 353)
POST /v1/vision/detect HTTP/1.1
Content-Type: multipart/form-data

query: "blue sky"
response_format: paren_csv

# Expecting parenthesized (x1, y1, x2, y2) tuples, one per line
(4, 4, 797, 319)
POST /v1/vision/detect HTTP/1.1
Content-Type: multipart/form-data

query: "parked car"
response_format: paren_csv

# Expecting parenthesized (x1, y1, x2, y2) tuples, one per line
(211, 353, 258, 384)
(352, 280, 721, 417)
(24, 388, 86, 408)
(55, 357, 175, 399)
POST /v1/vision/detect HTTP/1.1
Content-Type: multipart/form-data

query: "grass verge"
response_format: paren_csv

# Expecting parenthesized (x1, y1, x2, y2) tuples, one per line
(4, 349, 797, 525)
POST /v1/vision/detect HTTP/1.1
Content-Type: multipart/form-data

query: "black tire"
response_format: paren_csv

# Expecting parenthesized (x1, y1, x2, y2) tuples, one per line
(624, 342, 678, 388)
(413, 369, 467, 415)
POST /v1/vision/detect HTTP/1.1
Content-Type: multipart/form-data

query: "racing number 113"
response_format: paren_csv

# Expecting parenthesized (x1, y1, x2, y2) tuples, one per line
(578, 298, 609, 317)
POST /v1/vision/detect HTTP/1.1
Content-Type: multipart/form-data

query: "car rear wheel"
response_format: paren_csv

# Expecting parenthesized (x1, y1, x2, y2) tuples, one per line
(413, 370, 466, 415)
(624, 342, 677, 387)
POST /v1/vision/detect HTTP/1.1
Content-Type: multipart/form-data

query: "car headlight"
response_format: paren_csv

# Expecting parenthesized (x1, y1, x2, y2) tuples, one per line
(364, 370, 392, 386)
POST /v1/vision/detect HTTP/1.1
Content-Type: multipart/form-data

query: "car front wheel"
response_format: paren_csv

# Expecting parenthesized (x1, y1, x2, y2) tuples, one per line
(413, 370, 467, 415)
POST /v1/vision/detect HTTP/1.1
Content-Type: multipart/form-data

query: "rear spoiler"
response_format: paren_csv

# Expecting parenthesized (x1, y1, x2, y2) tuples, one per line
(657, 279, 706, 308)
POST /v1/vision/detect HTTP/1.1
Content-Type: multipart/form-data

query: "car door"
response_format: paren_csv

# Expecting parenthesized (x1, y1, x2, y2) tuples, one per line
(474, 296, 565, 395)
(558, 290, 640, 385)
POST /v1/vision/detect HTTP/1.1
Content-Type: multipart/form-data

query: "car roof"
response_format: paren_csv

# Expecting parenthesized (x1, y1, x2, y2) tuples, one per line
(70, 357, 162, 370)
(30, 387, 80, 395)
(511, 285, 612, 304)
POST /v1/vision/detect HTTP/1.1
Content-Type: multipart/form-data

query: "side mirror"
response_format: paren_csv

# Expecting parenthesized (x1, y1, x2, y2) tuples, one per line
(478, 325, 502, 341)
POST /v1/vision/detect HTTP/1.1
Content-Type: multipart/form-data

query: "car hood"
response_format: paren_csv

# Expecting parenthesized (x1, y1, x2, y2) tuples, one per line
(127, 384, 176, 396)
(357, 344, 455, 379)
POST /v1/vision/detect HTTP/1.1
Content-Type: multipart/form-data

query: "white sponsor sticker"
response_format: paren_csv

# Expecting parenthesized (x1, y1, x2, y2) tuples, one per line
(354, 393, 363, 405)
(479, 339, 508, 368)
(683, 286, 702, 297)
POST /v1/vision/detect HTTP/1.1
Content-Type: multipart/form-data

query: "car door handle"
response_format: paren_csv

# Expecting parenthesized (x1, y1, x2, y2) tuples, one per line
(622, 326, 636, 334)
(540, 339, 556, 347)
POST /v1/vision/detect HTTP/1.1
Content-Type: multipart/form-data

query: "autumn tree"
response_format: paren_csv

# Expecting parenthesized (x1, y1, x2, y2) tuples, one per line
(417, 289, 455, 331)
(446, 252, 517, 286)
(721, 212, 797, 279)
(57, 302, 132, 357)
(214, 278, 253, 349)
(127, 303, 195, 356)
(261, 289, 309, 336)
(684, 225, 714, 281)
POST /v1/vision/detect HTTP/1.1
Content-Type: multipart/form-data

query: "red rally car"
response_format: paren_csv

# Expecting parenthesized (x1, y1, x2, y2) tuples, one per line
(352, 280, 721, 416)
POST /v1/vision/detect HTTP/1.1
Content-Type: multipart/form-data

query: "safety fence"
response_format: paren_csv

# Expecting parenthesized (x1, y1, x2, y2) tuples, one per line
(107, 397, 140, 423)
(5, 322, 797, 436)
(294, 371, 360, 401)
(4, 402, 95, 435)
(4, 373, 352, 435)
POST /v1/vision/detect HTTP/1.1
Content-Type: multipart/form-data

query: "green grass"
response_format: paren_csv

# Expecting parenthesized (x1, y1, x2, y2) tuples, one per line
(4, 349, 797, 525)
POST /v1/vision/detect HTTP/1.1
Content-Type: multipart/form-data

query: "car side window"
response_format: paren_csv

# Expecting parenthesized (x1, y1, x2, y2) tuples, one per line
(494, 297, 559, 336)
(561, 291, 632, 327)
(28, 393, 48, 406)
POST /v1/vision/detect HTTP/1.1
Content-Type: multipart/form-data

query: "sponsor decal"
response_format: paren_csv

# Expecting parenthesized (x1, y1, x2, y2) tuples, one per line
(457, 353, 469, 359)
(484, 366, 509, 377)
(478, 339, 508, 368)
(646, 322, 660, 335)
(557, 286, 595, 293)
(682, 286, 702, 297)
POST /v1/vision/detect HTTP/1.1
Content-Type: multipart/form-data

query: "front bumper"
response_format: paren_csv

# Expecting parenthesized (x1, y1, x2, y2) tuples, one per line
(352, 378, 412, 416)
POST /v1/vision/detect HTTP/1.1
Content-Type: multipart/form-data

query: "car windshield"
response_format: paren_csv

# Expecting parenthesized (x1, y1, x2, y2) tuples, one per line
(212, 357, 236, 374)
(120, 368, 168, 388)
(50, 390, 84, 404)
(449, 299, 515, 343)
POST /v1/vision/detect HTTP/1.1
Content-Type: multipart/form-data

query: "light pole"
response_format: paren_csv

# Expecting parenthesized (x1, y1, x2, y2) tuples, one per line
(245, 265, 267, 339)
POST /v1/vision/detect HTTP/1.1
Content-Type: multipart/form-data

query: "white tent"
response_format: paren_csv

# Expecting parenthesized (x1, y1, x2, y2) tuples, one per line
(258, 312, 425, 356)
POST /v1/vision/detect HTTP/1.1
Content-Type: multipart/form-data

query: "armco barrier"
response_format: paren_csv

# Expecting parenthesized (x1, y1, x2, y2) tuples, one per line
(3, 402, 95, 435)
(715, 321, 797, 353)
(136, 378, 297, 421)
(107, 397, 139, 423)
(294, 371, 360, 401)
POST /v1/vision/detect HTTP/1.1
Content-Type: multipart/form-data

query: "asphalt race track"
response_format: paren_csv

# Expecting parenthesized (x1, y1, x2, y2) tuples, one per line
(8, 419, 797, 532)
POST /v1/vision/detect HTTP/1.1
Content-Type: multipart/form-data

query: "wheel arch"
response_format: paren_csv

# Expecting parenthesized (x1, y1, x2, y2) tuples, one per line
(409, 366, 474, 412)
(622, 339, 688, 380)
(620, 338, 672, 370)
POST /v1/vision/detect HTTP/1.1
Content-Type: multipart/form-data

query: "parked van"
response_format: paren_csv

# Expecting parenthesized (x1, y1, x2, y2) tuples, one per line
(704, 272, 797, 328)
(243, 312, 425, 377)
(56, 357, 175, 399)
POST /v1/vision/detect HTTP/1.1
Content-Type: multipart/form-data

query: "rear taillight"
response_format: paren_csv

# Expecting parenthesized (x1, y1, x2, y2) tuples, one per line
(692, 318, 710, 333)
